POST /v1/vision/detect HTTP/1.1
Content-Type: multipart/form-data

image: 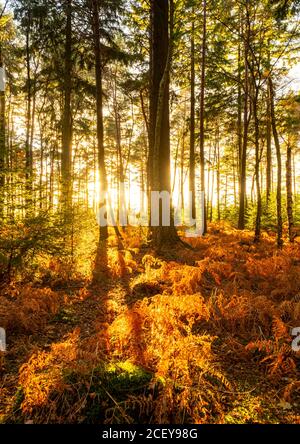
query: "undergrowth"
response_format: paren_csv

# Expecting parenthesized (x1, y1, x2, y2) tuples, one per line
(1, 224, 300, 424)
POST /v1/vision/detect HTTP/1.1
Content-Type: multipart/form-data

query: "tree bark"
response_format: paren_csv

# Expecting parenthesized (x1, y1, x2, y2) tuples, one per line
(199, 0, 207, 234)
(217, 128, 220, 221)
(286, 140, 294, 242)
(237, 23, 242, 178)
(0, 45, 5, 218)
(253, 90, 262, 243)
(149, 0, 179, 247)
(238, 14, 249, 230)
(25, 12, 33, 215)
(266, 85, 272, 204)
(189, 14, 196, 220)
(92, 0, 108, 241)
(266, 49, 272, 204)
(269, 77, 283, 248)
(61, 0, 73, 211)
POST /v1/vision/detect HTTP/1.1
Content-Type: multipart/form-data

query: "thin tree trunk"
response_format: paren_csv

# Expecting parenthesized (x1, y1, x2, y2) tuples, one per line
(39, 118, 44, 209)
(253, 91, 262, 243)
(140, 89, 149, 141)
(293, 151, 296, 195)
(25, 15, 33, 215)
(225, 175, 228, 211)
(180, 130, 185, 213)
(92, 0, 108, 241)
(237, 27, 242, 176)
(140, 154, 145, 215)
(113, 72, 127, 228)
(233, 156, 237, 208)
(199, 0, 207, 234)
(93, 136, 97, 211)
(61, 0, 73, 211)
(0, 45, 5, 218)
(207, 143, 211, 217)
(238, 16, 249, 230)
(286, 140, 294, 242)
(210, 139, 217, 222)
(266, 86, 272, 204)
(217, 132, 220, 221)
(189, 13, 196, 220)
(269, 77, 283, 248)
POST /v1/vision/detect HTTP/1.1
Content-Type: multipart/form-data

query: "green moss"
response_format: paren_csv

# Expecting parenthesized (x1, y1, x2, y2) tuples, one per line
(61, 361, 153, 423)
(1, 386, 25, 424)
(52, 308, 77, 324)
(12, 386, 25, 414)
(224, 395, 279, 424)
(104, 361, 152, 393)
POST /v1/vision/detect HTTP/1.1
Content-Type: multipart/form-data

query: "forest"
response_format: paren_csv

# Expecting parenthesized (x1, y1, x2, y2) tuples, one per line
(0, 0, 300, 425)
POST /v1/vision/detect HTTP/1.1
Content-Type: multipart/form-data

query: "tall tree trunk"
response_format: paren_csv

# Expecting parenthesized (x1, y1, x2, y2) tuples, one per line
(217, 130, 221, 221)
(293, 152, 296, 195)
(269, 77, 283, 248)
(113, 72, 127, 228)
(266, 86, 272, 204)
(286, 140, 294, 242)
(8, 101, 14, 218)
(238, 15, 249, 230)
(39, 118, 44, 210)
(61, 0, 73, 212)
(210, 139, 217, 222)
(140, 91, 150, 215)
(189, 13, 196, 220)
(92, 0, 108, 241)
(225, 175, 228, 211)
(207, 143, 211, 217)
(180, 130, 185, 213)
(233, 149, 237, 207)
(140, 153, 145, 215)
(30, 78, 37, 212)
(149, 0, 179, 247)
(0, 45, 5, 219)
(253, 90, 262, 243)
(237, 27, 242, 178)
(25, 14, 33, 215)
(199, 0, 207, 234)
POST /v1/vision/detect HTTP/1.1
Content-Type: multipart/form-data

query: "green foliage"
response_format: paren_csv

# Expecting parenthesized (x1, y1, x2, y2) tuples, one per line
(0, 206, 98, 282)
(0, 212, 63, 280)
(62, 361, 153, 424)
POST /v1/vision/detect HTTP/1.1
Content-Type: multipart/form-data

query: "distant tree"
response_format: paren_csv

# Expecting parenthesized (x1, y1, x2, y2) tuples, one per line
(0, 5, 13, 218)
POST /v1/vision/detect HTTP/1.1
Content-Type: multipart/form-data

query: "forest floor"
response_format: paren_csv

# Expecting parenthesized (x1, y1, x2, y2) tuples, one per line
(0, 224, 300, 424)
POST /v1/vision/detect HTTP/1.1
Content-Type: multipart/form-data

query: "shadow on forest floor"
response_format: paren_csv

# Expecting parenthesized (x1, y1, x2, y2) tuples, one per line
(1, 226, 300, 424)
